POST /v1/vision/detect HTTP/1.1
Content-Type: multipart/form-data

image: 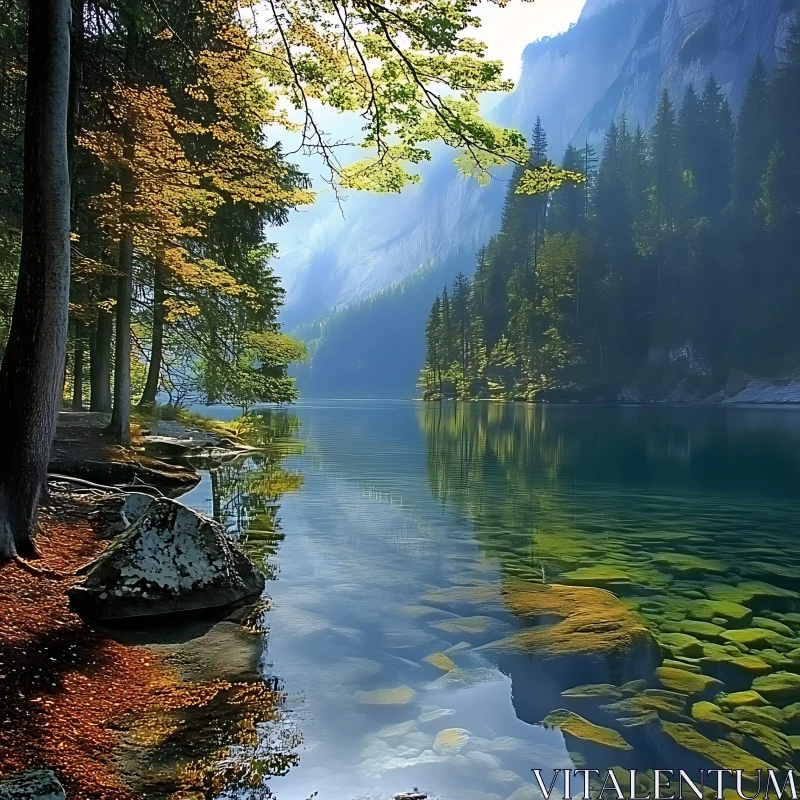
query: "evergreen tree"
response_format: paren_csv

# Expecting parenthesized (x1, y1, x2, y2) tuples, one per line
(696, 75, 735, 217)
(732, 57, 773, 218)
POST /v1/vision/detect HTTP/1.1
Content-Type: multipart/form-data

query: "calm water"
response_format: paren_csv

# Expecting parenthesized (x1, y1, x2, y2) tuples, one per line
(179, 401, 800, 800)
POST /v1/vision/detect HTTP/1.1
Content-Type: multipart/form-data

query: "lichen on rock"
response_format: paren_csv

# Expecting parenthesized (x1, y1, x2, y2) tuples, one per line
(69, 498, 265, 620)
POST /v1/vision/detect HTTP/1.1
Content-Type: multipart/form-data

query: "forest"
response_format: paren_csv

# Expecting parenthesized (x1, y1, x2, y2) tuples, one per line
(0, 0, 554, 560)
(421, 29, 800, 402)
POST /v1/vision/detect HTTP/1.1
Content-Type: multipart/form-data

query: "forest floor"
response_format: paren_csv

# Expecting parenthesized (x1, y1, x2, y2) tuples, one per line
(0, 492, 165, 798)
(0, 412, 276, 798)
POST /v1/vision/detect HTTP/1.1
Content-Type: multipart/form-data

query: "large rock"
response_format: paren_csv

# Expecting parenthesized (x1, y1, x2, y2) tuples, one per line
(0, 770, 65, 800)
(69, 498, 265, 620)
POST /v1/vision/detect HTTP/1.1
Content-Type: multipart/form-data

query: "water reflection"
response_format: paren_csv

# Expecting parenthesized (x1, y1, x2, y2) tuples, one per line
(174, 401, 800, 800)
(117, 409, 306, 800)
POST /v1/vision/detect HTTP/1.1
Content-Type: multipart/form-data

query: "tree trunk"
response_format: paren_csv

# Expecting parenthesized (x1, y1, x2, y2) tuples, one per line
(90, 275, 114, 412)
(0, 0, 71, 559)
(71, 319, 84, 409)
(138, 261, 166, 408)
(107, 24, 136, 446)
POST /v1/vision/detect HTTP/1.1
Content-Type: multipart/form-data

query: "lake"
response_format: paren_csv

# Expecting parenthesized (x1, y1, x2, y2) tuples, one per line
(179, 400, 800, 799)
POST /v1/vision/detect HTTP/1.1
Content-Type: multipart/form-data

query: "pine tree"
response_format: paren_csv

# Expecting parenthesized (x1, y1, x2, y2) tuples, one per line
(732, 57, 772, 218)
(652, 90, 682, 237)
(696, 75, 735, 217)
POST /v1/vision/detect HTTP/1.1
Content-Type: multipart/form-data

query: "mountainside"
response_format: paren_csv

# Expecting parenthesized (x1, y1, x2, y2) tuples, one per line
(286, 0, 798, 397)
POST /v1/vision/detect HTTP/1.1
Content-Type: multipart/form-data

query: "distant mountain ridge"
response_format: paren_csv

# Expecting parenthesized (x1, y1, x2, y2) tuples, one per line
(285, 0, 798, 397)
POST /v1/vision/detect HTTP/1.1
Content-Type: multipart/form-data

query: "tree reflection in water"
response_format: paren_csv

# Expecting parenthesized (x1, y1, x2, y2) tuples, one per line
(118, 409, 306, 800)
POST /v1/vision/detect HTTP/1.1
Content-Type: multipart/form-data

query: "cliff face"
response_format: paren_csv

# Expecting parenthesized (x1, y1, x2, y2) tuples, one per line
(284, 0, 798, 395)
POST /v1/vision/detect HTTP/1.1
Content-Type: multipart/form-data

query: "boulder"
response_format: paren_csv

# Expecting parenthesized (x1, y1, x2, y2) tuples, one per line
(0, 770, 65, 800)
(69, 498, 265, 620)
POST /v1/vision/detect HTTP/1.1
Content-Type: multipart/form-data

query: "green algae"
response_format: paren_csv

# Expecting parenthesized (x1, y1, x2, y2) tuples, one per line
(738, 721, 794, 764)
(721, 628, 785, 648)
(752, 671, 800, 704)
(543, 709, 632, 751)
(718, 691, 768, 709)
(689, 600, 753, 624)
(652, 553, 723, 573)
(602, 690, 688, 720)
(664, 658, 702, 673)
(753, 617, 794, 637)
(691, 701, 736, 729)
(620, 679, 648, 696)
(561, 683, 624, 700)
(658, 632, 705, 657)
(661, 722, 774, 780)
(729, 655, 772, 674)
(659, 620, 725, 640)
(730, 705, 786, 728)
(655, 666, 723, 696)
(758, 649, 794, 668)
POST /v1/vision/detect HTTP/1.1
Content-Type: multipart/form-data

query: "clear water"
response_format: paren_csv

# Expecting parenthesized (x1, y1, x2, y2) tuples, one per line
(180, 400, 800, 800)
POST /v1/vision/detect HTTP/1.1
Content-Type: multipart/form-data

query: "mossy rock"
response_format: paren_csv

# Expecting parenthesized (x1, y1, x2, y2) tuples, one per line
(788, 735, 800, 752)
(487, 581, 659, 668)
(561, 683, 624, 700)
(431, 615, 505, 635)
(691, 701, 736, 729)
(652, 553, 723, 574)
(658, 632, 706, 658)
(661, 721, 774, 780)
(660, 620, 725, 640)
(753, 617, 794, 637)
(355, 685, 416, 705)
(424, 652, 457, 672)
(738, 721, 794, 764)
(690, 600, 753, 625)
(655, 666, 723, 696)
(721, 628, 784, 649)
(602, 689, 688, 720)
(718, 690, 768, 709)
(559, 565, 666, 589)
(704, 583, 754, 605)
(785, 648, 800, 663)
(699, 642, 740, 665)
(752, 672, 800, 704)
(664, 658, 702, 673)
(729, 655, 772, 674)
(746, 562, 800, 582)
(759, 649, 794, 668)
(730, 705, 786, 728)
(620, 679, 648, 696)
(432, 727, 470, 753)
(543, 709, 631, 751)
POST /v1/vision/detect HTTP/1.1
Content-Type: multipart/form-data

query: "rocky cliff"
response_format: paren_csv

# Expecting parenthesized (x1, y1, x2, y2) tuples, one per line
(285, 0, 798, 395)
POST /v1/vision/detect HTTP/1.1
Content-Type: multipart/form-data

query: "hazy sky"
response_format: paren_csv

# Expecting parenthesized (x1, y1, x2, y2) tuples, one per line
(475, 0, 587, 81)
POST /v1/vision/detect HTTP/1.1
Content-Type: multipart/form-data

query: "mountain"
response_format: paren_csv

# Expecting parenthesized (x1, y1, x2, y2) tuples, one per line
(282, 0, 798, 397)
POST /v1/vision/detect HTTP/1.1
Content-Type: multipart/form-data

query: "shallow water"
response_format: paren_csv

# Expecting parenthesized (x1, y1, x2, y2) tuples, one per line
(180, 400, 800, 799)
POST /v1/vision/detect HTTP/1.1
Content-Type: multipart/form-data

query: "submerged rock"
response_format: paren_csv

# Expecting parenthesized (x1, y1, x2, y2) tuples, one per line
(0, 770, 65, 800)
(543, 709, 632, 751)
(487, 580, 660, 676)
(655, 666, 723, 696)
(661, 722, 774, 780)
(69, 498, 265, 620)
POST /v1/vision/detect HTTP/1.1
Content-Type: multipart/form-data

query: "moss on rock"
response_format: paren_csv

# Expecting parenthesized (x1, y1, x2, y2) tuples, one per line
(660, 620, 725, 640)
(661, 722, 774, 780)
(655, 666, 723, 696)
(543, 709, 632, 751)
(486, 581, 659, 667)
(691, 701, 736, 729)
(658, 633, 705, 657)
(721, 628, 785, 648)
(718, 691, 768, 709)
(752, 672, 800, 705)
(561, 683, 624, 700)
